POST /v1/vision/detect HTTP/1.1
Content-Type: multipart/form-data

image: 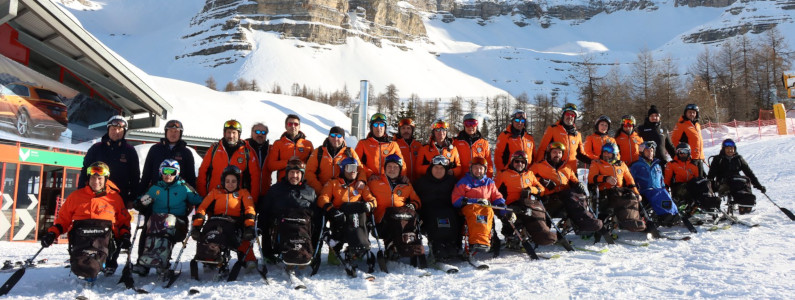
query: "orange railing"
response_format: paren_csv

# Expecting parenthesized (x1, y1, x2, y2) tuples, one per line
(701, 109, 795, 147)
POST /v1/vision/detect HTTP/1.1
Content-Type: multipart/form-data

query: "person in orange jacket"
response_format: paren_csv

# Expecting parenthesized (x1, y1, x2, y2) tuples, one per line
(494, 151, 556, 246)
(40, 161, 132, 280)
(588, 143, 645, 232)
(584, 115, 617, 161)
(451, 157, 506, 254)
(495, 110, 535, 173)
(197, 119, 261, 200)
(453, 113, 493, 179)
(369, 154, 422, 223)
(305, 126, 366, 194)
(535, 103, 590, 171)
(416, 120, 463, 178)
(245, 122, 273, 197)
(355, 113, 405, 181)
(531, 142, 602, 234)
(394, 118, 423, 182)
(615, 115, 643, 165)
(664, 143, 702, 203)
(671, 104, 705, 176)
(317, 158, 377, 266)
(267, 114, 315, 181)
(191, 165, 257, 269)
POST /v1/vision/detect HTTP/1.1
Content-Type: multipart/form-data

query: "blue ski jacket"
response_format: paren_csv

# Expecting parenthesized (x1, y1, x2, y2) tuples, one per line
(139, 179, 203, 217)
(629, 158, 665, 191)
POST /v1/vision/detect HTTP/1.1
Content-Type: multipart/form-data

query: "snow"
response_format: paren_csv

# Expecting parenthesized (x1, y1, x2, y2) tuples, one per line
(2, 134, 794, 299)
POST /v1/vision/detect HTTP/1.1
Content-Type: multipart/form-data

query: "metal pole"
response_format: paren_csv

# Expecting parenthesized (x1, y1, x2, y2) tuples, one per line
(712, 93, 720, 123)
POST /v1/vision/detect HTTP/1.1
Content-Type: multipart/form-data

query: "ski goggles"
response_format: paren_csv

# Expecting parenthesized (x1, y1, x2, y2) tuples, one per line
(164, 120, 183, 131)
(398, 118, 415, 127)
(161, 167, 179, 176)
(372, 122, 386, 128)
(107, 118, 127, 128)
(722, 140, 736, 148)
(676, 148, 691, 155)
(342, 163, 358, 173)
(431, 155, 450, 166)
(432, 121, 449, 130)
(641, 141, 657, 150)
(224, 120, 242, 131)
(87, 165, 110, 177)
(370, 113, 387, 123)
(463, 119, 478, 127)
(512, 110, 526, 120)
(622, 119, 635, 126)
(329, 133, 343, 138)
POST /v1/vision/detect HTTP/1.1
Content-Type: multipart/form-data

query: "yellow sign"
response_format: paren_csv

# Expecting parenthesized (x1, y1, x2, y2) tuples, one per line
(773, 103, 787, 135)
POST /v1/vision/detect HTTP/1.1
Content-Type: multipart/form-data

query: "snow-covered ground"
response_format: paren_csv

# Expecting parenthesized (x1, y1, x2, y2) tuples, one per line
(2, 134, 794, 299)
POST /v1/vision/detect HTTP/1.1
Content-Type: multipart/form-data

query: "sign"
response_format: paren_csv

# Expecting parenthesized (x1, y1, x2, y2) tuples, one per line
(18, 147, 82, 168)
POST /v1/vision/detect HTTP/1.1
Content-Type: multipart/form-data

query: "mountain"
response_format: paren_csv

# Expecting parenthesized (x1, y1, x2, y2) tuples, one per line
(58, 0, 795, 99)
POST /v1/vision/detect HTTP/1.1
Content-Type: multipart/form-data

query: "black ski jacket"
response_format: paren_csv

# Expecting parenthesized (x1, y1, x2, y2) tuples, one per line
(707, 152, 762, 188)
(138, 138, 196, 194)
(636, 120, 675, 162)
(80, 134, 140, 206)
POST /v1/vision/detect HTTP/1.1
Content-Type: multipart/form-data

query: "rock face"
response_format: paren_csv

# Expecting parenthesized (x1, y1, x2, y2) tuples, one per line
(180, 0, 428, 66)
(179, 0, 791, 66)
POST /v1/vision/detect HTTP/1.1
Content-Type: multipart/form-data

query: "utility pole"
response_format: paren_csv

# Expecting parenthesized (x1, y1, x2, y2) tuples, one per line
(712, 93, 719, 123)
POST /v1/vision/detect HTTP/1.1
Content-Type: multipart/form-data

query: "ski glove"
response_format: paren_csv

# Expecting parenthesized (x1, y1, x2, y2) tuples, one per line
(242, 227, 255, 241)
(503, 211, 517, 224)
(405, 203, 415, 211)
(191, 226, 202, 241)
(539, 178, 556, 189)
(756, 185, 766, 193)
(40, 231, 56, 248)
(364, 202, 374, 213)
(139, 194, 153, 206)
(118, 234, 132, 250)
(466, 198, 489, 206)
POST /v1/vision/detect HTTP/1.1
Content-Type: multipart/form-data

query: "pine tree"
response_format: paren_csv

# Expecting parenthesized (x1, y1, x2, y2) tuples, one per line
(205, 76, 217, 90)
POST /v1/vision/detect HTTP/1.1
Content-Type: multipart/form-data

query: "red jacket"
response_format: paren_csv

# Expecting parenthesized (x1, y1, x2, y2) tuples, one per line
(671, 117, 704, 160)
(266, 132, 314, 181)
(368, 175, 421, 223)
(415, 138, 463, 179)
(394, 136, 422, 182)
(453, 132, 493, 179)
(494, 169, 544, 205)
(354, 134, 405, 178)
(197, 140, 261, 199)
(584, 133, 617, 161)
(451, 174, 505, 208)
(535, 121, 586, 171)
(495, 125, 535, 173)
(615, 130, 643, 165)
(664, 157, 700, 186)
(589, 159, 638, 194)
(48, 180, 131, 238)
(529, 160, 579, 196)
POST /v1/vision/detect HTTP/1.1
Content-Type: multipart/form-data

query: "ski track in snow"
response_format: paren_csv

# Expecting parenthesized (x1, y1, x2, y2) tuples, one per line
(2, 136, 795, 299)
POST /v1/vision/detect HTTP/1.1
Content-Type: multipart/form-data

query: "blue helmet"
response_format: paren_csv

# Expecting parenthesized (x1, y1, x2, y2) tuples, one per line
(601, 143, 619, 163)
(384, 154, 403, 169)
(159, 159, 181, 177)
(339, 157, 359, 174)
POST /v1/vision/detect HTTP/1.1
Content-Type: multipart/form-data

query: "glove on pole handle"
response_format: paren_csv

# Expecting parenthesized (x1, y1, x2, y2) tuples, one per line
(763, 193, 795, 221)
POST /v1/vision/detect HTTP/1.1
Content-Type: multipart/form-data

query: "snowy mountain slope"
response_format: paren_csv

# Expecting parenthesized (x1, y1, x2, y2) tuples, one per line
(2, 135, 794, 299)
(57, 0, 795, 99)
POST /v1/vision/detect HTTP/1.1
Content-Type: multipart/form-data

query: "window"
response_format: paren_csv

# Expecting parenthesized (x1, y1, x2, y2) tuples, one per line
(0, 163, 17, 241)
(13, 164, 41, 241)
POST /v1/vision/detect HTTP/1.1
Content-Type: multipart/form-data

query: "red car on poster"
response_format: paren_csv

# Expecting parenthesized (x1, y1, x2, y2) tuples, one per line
(0, 82, 68, 140)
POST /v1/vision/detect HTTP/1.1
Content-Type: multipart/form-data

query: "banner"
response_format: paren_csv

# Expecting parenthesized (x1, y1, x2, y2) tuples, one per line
(0, 54, 117, 151)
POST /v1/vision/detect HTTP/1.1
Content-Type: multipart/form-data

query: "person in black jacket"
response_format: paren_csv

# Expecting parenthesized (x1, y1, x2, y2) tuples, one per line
(258, 159, 318, 264)
(139, 120, 196, 193)
(636, 105, 675, 167)
(707, 139, 766, 214)
(80, 115, 140, 208)
(414, 155, 461, 262)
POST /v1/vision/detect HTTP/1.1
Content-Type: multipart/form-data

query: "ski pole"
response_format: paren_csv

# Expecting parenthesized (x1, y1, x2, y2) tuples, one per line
(763, 193, 795, 221)
(369, 214, 388, 273)
(0, 246, 45, 296)
(119, 214, 148, 293)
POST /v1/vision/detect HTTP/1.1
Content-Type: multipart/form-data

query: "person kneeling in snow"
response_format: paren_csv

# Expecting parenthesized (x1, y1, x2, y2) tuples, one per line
(630, 141, 680, 227)
(40, 161, 132, 282)
(452, 157, 506, 255)
(707, 139, 766, 215)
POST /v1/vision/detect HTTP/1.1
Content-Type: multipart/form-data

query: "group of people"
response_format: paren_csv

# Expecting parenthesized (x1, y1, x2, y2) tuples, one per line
(38, 103, 768, 283)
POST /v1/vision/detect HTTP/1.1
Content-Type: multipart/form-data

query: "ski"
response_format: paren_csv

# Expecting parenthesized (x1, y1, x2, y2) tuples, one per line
(359, 271, 376, 281)
(537, 254, 562, 260)
(0, 259, 53, 273)
(680, 212, 698, 233)
(724, 215, 760, 228)
(432, 261, 459, 274)
(615, 240, 650, 247)
(285, 267, 306, 290)
(661, 235, 692, 241)
(707, 224, 732, 231)
(573, 246, 609, 253)
(465, 257, 489, 270)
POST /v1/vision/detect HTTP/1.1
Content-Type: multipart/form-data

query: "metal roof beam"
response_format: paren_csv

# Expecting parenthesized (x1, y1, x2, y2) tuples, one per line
(0, 0, 18, 25)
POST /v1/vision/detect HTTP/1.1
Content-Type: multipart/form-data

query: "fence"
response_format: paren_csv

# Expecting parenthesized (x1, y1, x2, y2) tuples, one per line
(701, 109, 795, 147)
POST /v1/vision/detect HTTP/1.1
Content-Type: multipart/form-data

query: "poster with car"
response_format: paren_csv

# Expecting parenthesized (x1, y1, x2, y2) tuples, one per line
(0, 54, 116, 151)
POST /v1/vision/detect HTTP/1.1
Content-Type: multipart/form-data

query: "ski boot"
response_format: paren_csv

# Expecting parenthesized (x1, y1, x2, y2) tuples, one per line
(2, 260, 13, 270)
(469, 244, 490, 254)
(504, 236, 522, 251)
(132, 264, 150, 277)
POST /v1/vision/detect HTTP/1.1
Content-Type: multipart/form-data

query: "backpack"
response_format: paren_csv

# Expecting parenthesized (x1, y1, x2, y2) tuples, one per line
(138, 213, 186, 269)
(605, 187, 646, 232)
(332, 202, 371, 258)
(195, 216, 240, 262)
(381, 206, 425, 257)
(728, 175, 756, 207)
(512, 197, 556, 246)
(68, 219, 113, 279)
(686, 177, 721, 210)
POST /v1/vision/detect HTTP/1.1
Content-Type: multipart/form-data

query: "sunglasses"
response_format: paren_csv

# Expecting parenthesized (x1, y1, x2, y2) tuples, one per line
(254, 130, 267, 135)
(329, 133, 343, 138)
(464, 120, 478, 127)
(161, 167, 178, 176)
(88, 166, 109, 177)
(287, 122, 300, 127)
(372, 122, 386, 128)
(513, 118, 526, 123)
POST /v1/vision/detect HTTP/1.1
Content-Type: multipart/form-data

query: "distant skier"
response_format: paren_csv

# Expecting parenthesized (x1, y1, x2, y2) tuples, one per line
(40, 162, 132, 282)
